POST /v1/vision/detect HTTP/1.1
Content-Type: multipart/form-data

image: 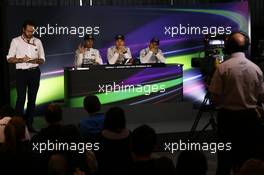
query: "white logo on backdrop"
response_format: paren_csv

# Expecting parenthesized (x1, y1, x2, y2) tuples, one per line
(80, 0, 93, 6)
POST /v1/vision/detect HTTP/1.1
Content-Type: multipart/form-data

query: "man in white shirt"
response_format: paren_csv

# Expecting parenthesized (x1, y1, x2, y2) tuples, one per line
(107, 34, 132, 65)
(6, 20, 45, 132)
(209, 32, 264, 175)
(74, 34, 103, 67)
(140, 38, 166, 64)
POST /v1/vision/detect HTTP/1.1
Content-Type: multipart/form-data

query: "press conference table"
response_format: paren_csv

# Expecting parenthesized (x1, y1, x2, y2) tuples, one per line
(64, 64, 183, 107)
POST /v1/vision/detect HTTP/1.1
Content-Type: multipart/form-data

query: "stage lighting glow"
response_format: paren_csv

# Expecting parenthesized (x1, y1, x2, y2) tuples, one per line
(10, 76, 64, 107)
(166, 52, 204, 70)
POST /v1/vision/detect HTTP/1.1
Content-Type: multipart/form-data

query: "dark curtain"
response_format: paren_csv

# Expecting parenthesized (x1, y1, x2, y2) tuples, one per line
(0, 1, 10, 106)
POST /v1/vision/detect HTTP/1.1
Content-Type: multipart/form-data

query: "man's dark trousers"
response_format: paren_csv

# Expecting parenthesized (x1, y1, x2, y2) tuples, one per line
(15, 67, 40, 127)
(216, 108, 262, 175)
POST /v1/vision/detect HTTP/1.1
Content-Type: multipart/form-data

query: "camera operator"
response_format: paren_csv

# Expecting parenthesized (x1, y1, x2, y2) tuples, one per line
(209, 31, 264, 175)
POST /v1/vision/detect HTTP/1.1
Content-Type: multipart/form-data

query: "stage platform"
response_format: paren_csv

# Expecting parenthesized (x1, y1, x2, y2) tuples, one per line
(62, 101, 216, 134)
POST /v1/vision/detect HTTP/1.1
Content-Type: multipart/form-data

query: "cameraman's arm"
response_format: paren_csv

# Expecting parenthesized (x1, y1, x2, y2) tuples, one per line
(257, 70, 264, 103)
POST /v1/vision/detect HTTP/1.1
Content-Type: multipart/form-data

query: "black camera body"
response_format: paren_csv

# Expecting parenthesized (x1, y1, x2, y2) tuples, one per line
(191, 34, 226, 84)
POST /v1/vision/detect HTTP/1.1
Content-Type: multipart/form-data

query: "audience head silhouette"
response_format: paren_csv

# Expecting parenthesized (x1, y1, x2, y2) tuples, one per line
(44, 104, 62, 124)
(176, 150, 207, 175)
(1, 117, 26, 153)
(104, 107, 126, 133)
(238, 159, 264, 175)
(83, 95, 101, 114)
(131, 124, 157, 157)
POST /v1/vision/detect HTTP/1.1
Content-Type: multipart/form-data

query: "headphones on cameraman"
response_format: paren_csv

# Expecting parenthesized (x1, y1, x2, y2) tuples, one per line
(224, 31, 250, 55)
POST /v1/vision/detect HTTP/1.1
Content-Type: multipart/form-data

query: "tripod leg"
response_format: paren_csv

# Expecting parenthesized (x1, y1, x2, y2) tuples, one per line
(192, 114, 217, 141)
(190, 97, 209, 132)
(191, 111, 202, 132)
(201, 121, 211, 132)
(191, 121, 211, 141)
(189, 91, 215, 140)
(210, 117, 217, 131)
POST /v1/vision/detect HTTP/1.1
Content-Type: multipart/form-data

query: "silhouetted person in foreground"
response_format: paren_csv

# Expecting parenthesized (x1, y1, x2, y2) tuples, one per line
(0, 105, 30, 144)
(238, 159, 264, 175)
(176, 151, 207, 175)
(96, 106, 131, 175)
(79, 95, 105, 141)
(30, 104, 64, 175)
(0, 117, 33, 174)
(129, 124, 176, 175)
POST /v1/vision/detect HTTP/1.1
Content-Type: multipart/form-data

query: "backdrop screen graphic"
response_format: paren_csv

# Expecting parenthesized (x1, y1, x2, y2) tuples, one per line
(6, 2, 249, 108)
(64, 65, 184, 107)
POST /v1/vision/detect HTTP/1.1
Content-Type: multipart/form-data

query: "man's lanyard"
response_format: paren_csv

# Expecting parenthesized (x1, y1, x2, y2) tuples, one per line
(21, 35, 36, 46)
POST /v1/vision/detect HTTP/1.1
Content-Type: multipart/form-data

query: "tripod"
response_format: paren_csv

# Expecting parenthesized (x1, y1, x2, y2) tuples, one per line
(189, 91, 217, 141)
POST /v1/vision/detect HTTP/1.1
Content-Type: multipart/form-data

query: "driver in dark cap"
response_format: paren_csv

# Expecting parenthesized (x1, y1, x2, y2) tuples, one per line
(140, 37, 165, 64)
(107, 34, 132, 64)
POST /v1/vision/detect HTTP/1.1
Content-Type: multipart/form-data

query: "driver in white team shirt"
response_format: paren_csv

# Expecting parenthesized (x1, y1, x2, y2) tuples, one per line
(107, 34, 133, 65)
(140, 37, 166, 64)
(75, 34, 103, 67)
